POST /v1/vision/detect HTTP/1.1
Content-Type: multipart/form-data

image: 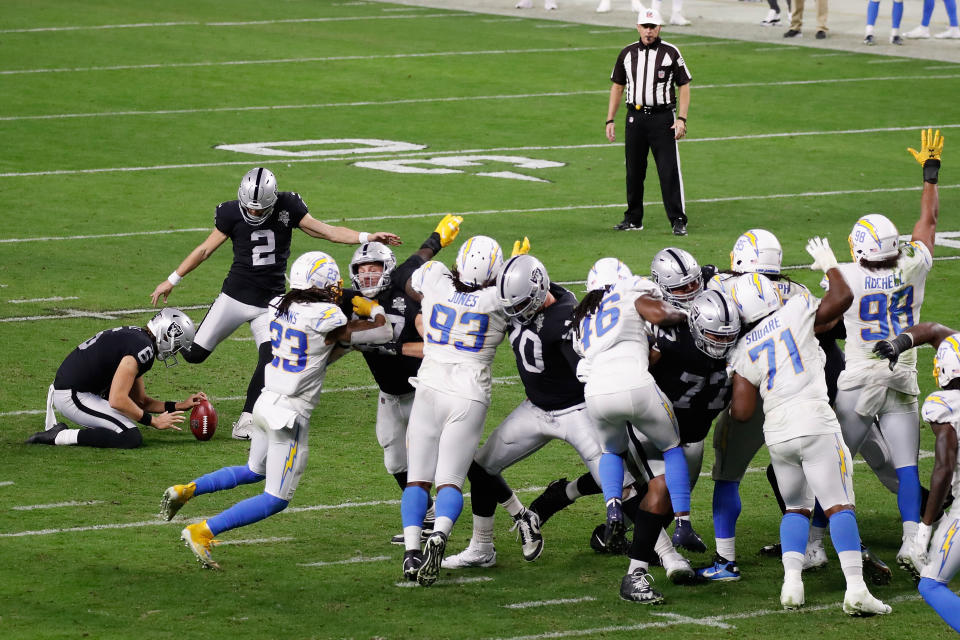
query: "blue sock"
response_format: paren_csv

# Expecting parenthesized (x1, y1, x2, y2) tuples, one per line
(896, 466, 922, 524)
(434, 486, 464, 526)
(867, 0, 880, 26)
(662, 446, 691, 513)
(401, 485, 429, 528)
(194, 465, 265, 496)
(945, 0, 959, 26)
(780, 512, 810, 555)
(892, 1, 904, 28)
(811, 501, 829, 529)
(828, 509, 861, 552)
(712, 480, 741, 539)
(919, 578, 960, 632)
(598, 452, 625, 504)
(922, 0, 935, 25)
(207, 492, 288, 536)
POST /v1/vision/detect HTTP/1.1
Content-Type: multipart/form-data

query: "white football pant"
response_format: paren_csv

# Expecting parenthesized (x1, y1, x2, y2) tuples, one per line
(45, 386, 137, 432)
(586, 383, 681, 455)
(194, 291, 272, 352)
(769, 433, 856, 512)
(376, 390, 414, 475)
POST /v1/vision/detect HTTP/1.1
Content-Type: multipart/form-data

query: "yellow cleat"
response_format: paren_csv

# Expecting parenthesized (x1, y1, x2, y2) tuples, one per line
(181, 521, 220, 569)
(159, 482, 196, 521)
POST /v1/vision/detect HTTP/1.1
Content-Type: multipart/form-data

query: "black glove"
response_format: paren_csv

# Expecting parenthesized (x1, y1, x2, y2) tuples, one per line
(872, 333, 914, 370)
(355, 341, 401, 356)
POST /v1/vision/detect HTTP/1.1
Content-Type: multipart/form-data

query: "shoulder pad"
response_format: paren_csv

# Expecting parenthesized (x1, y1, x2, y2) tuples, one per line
(621, 275, 660, 297)
(922, 391, 960, 425)
(312, 303, 348, 334)
(411, 260, 451, 293)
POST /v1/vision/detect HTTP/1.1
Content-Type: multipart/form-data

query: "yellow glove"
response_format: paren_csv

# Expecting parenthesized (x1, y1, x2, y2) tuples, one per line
(908, 128, 944, 165)
(511, 237, 530, 258)
(434, 214, 463, 248)
(352, 295, 376, 317)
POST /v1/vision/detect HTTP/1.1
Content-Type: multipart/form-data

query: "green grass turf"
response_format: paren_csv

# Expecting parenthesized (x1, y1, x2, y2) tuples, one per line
(0, 0, 958, 638)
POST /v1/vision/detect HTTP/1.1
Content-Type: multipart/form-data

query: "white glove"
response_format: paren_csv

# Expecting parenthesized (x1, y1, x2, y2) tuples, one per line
(914, 522, 933, 567)
(806, 237, 839, 272)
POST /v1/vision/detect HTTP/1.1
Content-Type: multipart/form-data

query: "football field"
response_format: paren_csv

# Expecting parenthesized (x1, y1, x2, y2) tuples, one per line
(1, 1, 959, 638)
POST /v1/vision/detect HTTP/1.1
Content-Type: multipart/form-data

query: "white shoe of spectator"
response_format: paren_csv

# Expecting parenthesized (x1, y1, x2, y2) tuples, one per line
(516, 0, 533, 7)
(935, 26, 960, 38)
(903, 25, 931, 38)
(670, 13, 691, 25)
(761, 10, 781, 25)
(596, 0, 612, 12)
(544, 0, 558, 9)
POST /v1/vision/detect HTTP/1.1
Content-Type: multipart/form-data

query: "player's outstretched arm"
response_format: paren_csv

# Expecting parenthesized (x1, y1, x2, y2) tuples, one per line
(806, 237, 853, 329)
(150, 229, 229, 306)
(873, 321, 958, 369)
(298, 214, 401, 245)
(111, 359, 185, 430)
(908, 128, 943, 256)
(412, 214, 463, 264)
(635, 295, 687, 326)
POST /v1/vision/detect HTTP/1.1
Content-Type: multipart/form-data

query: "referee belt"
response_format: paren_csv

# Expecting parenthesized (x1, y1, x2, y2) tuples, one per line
(629, 104, 674, 114)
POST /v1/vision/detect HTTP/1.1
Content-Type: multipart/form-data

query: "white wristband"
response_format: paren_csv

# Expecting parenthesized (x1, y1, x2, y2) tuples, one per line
(370, 305, 385, 320)
(167, 271, 182, 286)
(358, 232, 370, 244)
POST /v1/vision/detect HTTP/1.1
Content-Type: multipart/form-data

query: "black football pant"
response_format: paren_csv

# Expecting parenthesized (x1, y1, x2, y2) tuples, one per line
(623, 109, 687, 228)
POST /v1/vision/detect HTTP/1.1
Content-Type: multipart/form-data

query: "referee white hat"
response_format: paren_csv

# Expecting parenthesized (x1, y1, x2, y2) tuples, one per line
(637, 6, 663, 25)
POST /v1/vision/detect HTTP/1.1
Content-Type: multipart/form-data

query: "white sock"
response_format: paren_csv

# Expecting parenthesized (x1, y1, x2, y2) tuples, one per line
(782, 551, 804, 573)
(473, 515, 495, 545)
(808, 526, 826, 544)
(783, 567, 802, 584)
(628, 558, 649, 572)
(404, 526, 422, 551)
(654, 528, 675, 558)
(501, 493, 525, 519)
(716, 537, 736, 561)
(838, 549, 863, 581)
(565, 482, 582, 501)
(434, 516, 454, 536)
(55, 429, 79, 446)
(902, 520, 919, 539)
(865, 25, 875, 36)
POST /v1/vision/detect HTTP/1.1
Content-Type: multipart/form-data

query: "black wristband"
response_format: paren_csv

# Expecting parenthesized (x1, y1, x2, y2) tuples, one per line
(892, 332, 914, 355)
(138, 411, 153, 427)
(677, 116, 687, 122)
(420, 231, 442, 254)
(164, 401, 177, 413)
(605, 119, 615, 125)
(923, 159, 940, 184)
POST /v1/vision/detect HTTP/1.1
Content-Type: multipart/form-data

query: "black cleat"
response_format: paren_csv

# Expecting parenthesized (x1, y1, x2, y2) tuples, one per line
(26, 423, 69, 445)
(402, 549, 424, 582)
(614, 220, 644, 231)
(528, 478, 573, 525)
(672, 518, 707, 553)
(783, 29, 802, 38)
(861, 544, 892, 586)
(590, 523, 631, 555)
(672, 221, 688, 236)
(759, 542, 782, 557)
(619, 567, 665, 604)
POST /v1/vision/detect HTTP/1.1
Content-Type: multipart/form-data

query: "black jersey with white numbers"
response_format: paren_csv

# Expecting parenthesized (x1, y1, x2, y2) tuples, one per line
(508, 283, 585, 411)
(53, 327, 156, 395)
(650, 324, 730, 444)
(341, 253, 427, 396)
(216, 192, 309, 306)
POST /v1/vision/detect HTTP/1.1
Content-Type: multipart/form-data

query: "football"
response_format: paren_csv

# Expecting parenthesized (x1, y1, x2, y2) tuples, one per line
(190, 400, 217, 441)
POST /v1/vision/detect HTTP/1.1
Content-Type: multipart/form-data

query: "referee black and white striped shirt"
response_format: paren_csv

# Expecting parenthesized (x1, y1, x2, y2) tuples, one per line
(611, 38, 691, 108)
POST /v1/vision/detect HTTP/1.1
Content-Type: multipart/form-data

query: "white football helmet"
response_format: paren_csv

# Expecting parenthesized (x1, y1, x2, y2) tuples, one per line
(237, 167, 279, 226)
(689, 290, 741, 359)
(586, 257, 633, 292)
(934, 334, 960, 388)
(848, 214, 899, 263)
(731, 229, 782, 275)
(349, 242, 397, 298)
(497, 254, 550, 324)
(454, 235, 504, 287)
(147, 307, 196, 366)
(651, 247, 703, 309)
(289, 251, 342, 291)
(730, 273, 782, 324)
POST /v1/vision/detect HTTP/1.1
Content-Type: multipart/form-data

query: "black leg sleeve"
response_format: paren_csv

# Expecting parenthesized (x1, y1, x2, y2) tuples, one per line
(628, 509, 664, 563)
(76, 427, 143, 449)
(243, 342, 274, 414)
(766, 463, 787, 514)
(576, 472, 602, 496)
(467, 462, 509, 518)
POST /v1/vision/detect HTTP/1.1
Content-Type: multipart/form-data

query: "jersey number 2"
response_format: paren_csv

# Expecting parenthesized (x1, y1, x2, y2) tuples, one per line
(251, 230, 276, 266)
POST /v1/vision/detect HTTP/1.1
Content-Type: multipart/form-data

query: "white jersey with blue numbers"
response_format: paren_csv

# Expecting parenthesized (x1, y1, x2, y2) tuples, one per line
(264, 298, 346, 415)
(732, 292, 836, 444)
(836, 241, 932, 395)
(574, 276, 660, 397)
(409, 260, 507, 404)
(709, 272, 810, 302)
(922, 390, 960, 497)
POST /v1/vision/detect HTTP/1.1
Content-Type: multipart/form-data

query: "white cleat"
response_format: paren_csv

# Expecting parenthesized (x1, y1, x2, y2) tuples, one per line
(802, 542, 828, 570)
(670, 13, 691, 26)
(231, 411, 254, 440)
(515, 0, 533, 7)
(896, 535, 921, 579)
(843, 587, 891, 616)
(511, 509, 544, 562)
(903, 25, 931, 38)
(544, 0, 558, 9)
(781, 579, 805, 610)
(441, 545, 497, 569)
(596, 0, 612, 12)
(935, 26, 960, 38)
(662, 551, 696, 585)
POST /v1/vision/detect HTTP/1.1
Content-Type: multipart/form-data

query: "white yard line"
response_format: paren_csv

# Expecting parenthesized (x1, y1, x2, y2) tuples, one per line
(0, 481, 14, 487)
(11, 500, 103, 511)
(9, 296, 79, 304)
(395, 576, 493, 587)
(299, 554, 391, 567)
(217, 536, 294, 546)
(504, 596, 597, 609)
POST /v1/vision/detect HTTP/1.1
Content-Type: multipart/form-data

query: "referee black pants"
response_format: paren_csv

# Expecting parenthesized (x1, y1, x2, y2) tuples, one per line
(623, 109, 687, 228)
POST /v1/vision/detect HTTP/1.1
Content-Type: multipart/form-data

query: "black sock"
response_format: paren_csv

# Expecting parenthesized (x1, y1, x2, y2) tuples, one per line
(767, 464, 787, 514)
(576, 472, 602, 496)
(76, 427, 143, 449)
(393, 472, 408, 492)
(243, 343, 273, 414)
(628, 509, 664, 563)
(466, 462, 499, 518)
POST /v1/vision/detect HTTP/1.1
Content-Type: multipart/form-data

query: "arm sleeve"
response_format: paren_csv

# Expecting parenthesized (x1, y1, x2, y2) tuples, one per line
(393, 254, 428, 290)
(214, 202, 233, 236)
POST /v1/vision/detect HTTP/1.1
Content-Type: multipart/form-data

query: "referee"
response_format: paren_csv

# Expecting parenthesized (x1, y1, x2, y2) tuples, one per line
(607, 7, 691, 236)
